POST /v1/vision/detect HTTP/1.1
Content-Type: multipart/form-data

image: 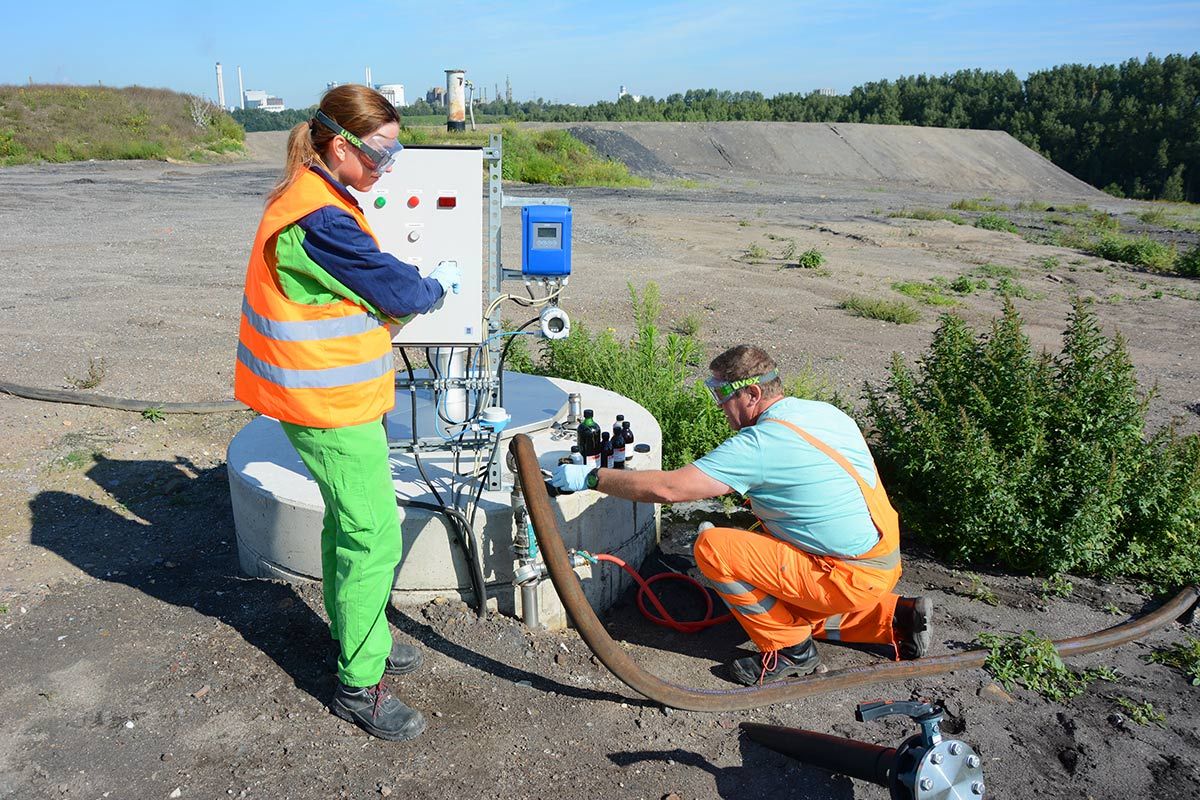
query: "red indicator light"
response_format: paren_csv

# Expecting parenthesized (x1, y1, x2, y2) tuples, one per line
(437, 196, 457, 209)
(407, 196, 420, 208)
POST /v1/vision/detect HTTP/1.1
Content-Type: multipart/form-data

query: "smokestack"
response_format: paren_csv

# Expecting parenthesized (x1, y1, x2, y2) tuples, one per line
(365, 66, 373, 88)
(445, 69, 466, 132)
(237, 66, 245, 110)
(215, 62, 226, 108)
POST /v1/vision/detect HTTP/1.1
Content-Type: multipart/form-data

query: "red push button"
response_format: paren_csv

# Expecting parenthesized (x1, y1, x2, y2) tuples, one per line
(437, 196, 457, 209)
(407, 196, 420, 208)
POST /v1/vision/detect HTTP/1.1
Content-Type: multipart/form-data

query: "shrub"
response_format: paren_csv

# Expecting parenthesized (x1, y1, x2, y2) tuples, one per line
(1175, 244, 1200, 278)
(511, 282, 836, 470)
(498, 124, 648, 187)
(975, 213, 1019, 233)
(863, 299, 1200, 589)
(839, 296, 921, 324)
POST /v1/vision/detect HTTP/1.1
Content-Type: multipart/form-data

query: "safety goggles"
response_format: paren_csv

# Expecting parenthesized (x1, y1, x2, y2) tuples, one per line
(704, 370, 778, 404)
(313, 110, 403, 174)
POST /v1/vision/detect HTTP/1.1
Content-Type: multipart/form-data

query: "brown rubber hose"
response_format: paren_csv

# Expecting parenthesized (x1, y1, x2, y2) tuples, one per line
(0, 380, 246, 414)
(510, 433, 1200, 712)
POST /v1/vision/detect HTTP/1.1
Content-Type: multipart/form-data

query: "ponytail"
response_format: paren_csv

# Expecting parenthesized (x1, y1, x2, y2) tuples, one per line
(266, 120, 325, 204)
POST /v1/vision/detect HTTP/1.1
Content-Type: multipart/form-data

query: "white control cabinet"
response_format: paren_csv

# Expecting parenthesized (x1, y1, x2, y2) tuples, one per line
(353, 146, 484, 346)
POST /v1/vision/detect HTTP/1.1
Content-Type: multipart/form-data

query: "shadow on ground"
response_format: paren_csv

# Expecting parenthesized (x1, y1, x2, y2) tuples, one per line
(608, 736, 855, 800)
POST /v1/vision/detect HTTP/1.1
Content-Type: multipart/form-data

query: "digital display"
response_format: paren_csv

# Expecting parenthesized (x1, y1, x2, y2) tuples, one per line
(532, 222, 561, 250)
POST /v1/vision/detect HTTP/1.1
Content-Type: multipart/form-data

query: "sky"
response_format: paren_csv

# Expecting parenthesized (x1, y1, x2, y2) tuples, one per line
(4, 1, 1199, 109)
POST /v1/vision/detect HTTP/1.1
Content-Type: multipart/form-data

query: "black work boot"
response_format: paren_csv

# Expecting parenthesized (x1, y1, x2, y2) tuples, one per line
(893, 596, 933, 659)
(329, 640, 424, 676)
(332, 681, 427, 741)
(728, 638, 822, 686)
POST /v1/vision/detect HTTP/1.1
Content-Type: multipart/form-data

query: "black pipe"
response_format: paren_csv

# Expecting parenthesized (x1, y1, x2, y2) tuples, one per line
(740, 722, 895, 786)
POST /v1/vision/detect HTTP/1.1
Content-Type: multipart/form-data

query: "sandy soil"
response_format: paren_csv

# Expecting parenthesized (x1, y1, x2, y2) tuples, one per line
(0, 129, 1198, 800)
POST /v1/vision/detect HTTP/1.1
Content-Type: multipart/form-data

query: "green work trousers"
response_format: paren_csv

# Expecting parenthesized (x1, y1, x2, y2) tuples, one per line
(281, 418, 401, 687)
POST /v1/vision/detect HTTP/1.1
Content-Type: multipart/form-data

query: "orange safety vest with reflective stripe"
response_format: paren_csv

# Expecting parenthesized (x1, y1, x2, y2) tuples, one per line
(234, 170, 395, 428)
(762, 418, 901, 577)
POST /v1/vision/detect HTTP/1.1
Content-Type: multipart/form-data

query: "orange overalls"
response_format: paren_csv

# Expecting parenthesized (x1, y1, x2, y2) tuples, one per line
(694, 418, 902, 655)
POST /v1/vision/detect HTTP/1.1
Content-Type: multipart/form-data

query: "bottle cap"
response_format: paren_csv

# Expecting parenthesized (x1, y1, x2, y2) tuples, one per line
(634, 443, 651, 453)
(570, 445, 579, 452)
(583, 409, 594, 417)
(616, 414, 624, 421)
(601, 431, 610, 439)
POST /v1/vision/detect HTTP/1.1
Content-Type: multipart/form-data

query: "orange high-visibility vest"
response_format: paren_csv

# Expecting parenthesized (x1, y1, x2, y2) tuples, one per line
(762, 418, 901, 577)
(234, 170, 395, 428)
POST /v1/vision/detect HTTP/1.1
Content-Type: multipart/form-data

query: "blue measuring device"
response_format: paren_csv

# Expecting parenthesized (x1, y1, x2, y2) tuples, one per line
(521, 205, 572, 277)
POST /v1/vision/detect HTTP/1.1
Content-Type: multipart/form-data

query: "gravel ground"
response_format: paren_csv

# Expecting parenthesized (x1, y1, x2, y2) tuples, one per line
(0, 130, 1198, 800)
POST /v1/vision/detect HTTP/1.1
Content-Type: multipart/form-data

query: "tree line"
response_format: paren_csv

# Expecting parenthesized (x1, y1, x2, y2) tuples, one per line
(233, 53, 1199, 201)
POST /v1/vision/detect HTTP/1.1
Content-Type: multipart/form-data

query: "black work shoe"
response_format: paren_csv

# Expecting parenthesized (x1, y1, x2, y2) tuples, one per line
(332, 681, 427, 741)
(329, 640, 424, 676)
(728, 638, 822, 686)
(893, 596, 933, 659)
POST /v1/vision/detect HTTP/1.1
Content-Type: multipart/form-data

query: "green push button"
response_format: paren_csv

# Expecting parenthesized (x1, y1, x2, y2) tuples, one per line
(374, 196, 387, 209)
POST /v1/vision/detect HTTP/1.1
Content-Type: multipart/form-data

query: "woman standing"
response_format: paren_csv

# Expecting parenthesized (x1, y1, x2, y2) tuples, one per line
(235, 85, 458, 741)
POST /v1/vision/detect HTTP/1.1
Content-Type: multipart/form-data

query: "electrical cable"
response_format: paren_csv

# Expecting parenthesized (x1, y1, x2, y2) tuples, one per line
(498, 316, 541, 407)
(399, 347, 489, 618)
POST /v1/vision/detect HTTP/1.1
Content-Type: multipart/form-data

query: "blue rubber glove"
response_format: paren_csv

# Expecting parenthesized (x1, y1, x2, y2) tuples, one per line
(551, 463, 592, 492)
(429, 260, 461, 297)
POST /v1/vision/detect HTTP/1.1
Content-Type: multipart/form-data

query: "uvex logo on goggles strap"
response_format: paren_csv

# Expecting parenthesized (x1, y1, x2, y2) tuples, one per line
(705, 370, 779, 403)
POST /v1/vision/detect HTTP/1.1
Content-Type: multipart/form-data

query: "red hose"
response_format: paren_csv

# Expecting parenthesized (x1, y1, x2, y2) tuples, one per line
(594, 552, 732, 633)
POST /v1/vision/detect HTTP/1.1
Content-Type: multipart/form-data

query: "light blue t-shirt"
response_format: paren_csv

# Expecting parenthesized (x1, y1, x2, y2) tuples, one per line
(692, 397, 880, 557)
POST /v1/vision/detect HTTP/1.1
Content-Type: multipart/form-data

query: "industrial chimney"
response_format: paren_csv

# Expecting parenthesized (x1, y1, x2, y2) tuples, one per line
(215, 62, 226, 108)
(237, 65, 245, 110)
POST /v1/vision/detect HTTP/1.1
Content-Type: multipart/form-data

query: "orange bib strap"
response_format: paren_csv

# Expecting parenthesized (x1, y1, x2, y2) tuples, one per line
(761, 418, 899, 562)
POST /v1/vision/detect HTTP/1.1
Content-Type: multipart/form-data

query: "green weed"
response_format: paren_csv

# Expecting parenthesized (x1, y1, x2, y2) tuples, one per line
(838, 296, 921, 324)
(950, 197, 1009, 212)
(950, 275, 988, 294)
(673, 312, 702, 337)
(977, 630, 1106, 701)
(65, 356, 106, 390)
(744, 243, 768, 261)
(976, 213, 1019, 234)
(1039, 573, 1074, 600)
(889, 209, 965, 225)
(1114, 697, 1166, 727)
(53, 449, 98, 471)
(141, 407, 165, 423)
(892, 281, 958, 306)
(794, 248, 826, 270)
(1145, 637, 1200, 685)
(962, 573, 1000, 606)
(1036, 256, 1061, 271)
(737, 219, 750, 227)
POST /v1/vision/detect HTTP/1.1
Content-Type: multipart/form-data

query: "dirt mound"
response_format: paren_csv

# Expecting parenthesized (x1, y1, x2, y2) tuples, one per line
(568, 121, 1102, 196)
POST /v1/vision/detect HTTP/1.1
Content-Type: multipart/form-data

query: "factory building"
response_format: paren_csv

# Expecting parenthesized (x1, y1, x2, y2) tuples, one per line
(243, 89, 286, 112)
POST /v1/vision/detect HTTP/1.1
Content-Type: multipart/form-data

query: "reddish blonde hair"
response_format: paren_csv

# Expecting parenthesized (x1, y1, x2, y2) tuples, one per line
(267, 84, 400, 203)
